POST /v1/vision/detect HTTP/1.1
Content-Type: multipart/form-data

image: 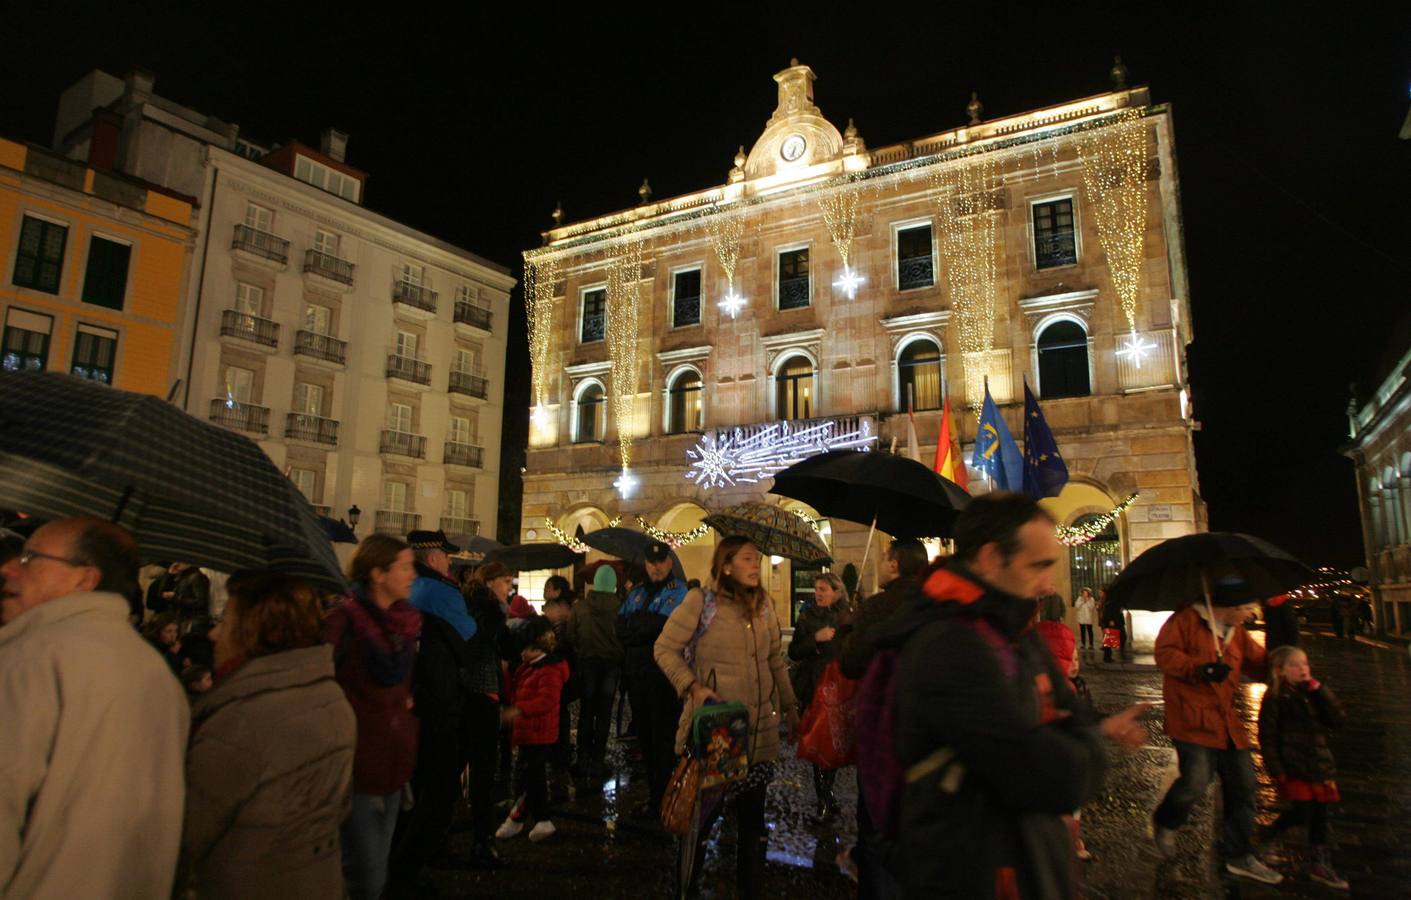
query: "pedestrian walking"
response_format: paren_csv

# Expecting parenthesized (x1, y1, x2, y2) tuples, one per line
(1074, 587, 1097, 650)
(655, 536, 800, 898)
(462, 561, 516, 867)
(1035, 620, 1094, 862)
(1100, 609, 1122, 663)
(569, 564, 623, 780)
(325, 535, 421, 900)
(0, 517, 189, 899)
(1258, 646, 1349, 890)
(789, 571, 852, 818)
(180, 570, 356, 900)
(496, 618, 570, 843)
(1151, 575, 1282, 885)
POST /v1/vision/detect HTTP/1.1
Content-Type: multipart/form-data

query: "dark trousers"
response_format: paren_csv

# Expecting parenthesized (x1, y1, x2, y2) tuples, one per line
(577, 658, 620, 770)
(630, 668, 683, 808)
(855, 787, 903, 900)
(683, 764, 772, 899)
(811, 765, 837, 806)
(1270, 800, 1330, 845)
(462, 693, 500, 845)
(1079, 624, 1095, 648)
(387, 726, 460, 890)
(1153, 740, 1256, 859)
(516, 744, 553, 821)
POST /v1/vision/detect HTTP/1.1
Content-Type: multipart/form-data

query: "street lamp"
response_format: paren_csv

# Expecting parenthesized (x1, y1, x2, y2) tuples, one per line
(347, 504, 361, 533)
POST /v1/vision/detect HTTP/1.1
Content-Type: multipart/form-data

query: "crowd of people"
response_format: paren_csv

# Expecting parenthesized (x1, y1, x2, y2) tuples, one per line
(0, 493, 1355, 898)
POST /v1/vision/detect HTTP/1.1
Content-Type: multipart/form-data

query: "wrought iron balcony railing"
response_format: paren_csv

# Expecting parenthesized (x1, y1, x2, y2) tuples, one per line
(220, 309, 280, 348)
(444, 441, 484, 468)
(209, 399, 270, 434)
(285, 413, 339, 445)
(448, 369, 489, 399)
(231, 224, 290, 264)
(294, 330, 347, 365)
(386, 354, 432, 385)
(392, 280, 438, 313)
(380, 430, 427, 458)
(303, 249, 355, 285)
(453, 301, 492, 331)
(778, 275, 810, 310)
(374, 510, 421, 536)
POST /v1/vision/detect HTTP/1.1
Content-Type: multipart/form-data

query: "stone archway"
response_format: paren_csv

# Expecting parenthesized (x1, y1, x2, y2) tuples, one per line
(657, 502, 715, 587)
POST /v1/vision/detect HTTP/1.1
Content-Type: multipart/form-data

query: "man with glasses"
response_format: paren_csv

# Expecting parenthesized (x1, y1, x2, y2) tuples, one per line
(0, 516, 189, 899)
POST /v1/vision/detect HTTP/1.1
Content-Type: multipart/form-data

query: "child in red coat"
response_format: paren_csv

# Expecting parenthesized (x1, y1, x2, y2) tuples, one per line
(1035, 621, 1095, 862)
(496, 618, 570, 842)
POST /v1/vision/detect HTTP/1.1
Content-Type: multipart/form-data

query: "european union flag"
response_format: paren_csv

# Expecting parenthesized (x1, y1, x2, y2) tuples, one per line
(1023, 380, 1070, 499)
(971, 383, 1024, 491)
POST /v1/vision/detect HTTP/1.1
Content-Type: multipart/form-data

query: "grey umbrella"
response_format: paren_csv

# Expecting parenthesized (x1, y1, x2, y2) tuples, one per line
(0, 371, 345, 592)
(581, 526, 687, 581)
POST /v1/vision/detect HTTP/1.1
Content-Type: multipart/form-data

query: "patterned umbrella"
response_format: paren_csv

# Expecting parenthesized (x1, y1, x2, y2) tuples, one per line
(449, 534, 503, 564)
(704, 502, 831, 566)
(0, 371, 345, 592)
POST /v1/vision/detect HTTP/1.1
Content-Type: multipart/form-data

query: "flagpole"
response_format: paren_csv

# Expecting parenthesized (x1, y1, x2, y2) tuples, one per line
(857, 436, 896, 599)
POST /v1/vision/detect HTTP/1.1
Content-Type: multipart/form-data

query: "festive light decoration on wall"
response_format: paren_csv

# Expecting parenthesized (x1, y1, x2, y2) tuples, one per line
(1115, 331, 1157, 369)
(606, 237, 645, 497)
(523, 254, 559, 423)
(929, 153, 1002, 414)
(685, 418, 877, 489)
(1075, 108, 1149, 340)
(819, 180, 864, 298)
(636, 516, 712, 547)
(543, 515, 622, 552)
(704, 205, 747, 318)
(1055, 494, 1139, 546)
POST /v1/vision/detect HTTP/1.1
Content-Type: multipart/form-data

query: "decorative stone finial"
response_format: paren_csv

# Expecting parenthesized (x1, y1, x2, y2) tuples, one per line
(967, 92, 983, 125)
(1110, 55, 1129, 90)
(844, 118, 858, 140)
(638, 178, 652, 204)
(734, 145, 746, 168)
(551, 201, 563, 226)
(790, 57, 799, 67)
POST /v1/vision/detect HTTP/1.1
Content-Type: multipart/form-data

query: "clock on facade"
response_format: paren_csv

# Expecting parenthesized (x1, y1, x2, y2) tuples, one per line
(780, 134, 807, 162)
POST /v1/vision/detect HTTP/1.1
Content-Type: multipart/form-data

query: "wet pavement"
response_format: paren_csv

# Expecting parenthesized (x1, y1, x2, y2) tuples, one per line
(424, 630, 1411, 898)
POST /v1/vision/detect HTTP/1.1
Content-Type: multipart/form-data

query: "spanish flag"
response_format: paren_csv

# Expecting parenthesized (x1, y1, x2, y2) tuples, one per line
(933, 395, 970, 492)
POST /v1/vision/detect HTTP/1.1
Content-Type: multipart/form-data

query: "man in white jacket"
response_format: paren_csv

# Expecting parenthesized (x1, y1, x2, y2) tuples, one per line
(0, 517, 189, 899)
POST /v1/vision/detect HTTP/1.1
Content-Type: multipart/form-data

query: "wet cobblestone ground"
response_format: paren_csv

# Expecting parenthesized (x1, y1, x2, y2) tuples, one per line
(424, 630, 1411, 898)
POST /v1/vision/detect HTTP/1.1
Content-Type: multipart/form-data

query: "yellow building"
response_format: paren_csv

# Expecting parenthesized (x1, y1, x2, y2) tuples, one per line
(0, 135, 194, 396)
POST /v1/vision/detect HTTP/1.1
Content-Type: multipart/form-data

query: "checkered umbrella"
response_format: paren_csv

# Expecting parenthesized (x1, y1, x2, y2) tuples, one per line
(704, 502, 832, 566)
(0, 371, 345, 592)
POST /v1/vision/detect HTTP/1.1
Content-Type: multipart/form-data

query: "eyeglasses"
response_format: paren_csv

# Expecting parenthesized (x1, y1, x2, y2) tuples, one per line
(18, 549, 92, 568)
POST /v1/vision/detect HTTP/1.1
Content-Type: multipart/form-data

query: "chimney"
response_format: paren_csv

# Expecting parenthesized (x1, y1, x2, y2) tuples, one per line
(124, 69, 156, 102)
(88, 107, 122, 171)
(320, 128, 349, 163)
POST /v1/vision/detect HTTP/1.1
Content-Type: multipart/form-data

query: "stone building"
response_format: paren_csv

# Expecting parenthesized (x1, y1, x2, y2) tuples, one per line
(51, 70, 514, 546)
(521, 61, 1204, 626)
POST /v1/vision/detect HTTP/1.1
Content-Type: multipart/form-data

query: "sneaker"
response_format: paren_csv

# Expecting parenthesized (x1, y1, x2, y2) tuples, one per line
(1309, 863, 1349, 890)
(1152, 825, 1179, 859)
(528, 820, 556, 842)
(1225, 854, 1283, 885)
(495, 815, 524, 840)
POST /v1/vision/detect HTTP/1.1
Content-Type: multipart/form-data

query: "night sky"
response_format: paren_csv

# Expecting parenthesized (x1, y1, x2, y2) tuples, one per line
(6, 4, 1408, 564)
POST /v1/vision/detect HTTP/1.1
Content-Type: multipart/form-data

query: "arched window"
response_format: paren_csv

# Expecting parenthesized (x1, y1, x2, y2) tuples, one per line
(1037, 319, 1091, 399)
(775, 355, 815, 421)
(898, 339, 943, 411)
(667, 369, 703, 434)
(573, 381, 605, 443)
(1068, 513, 1121, 596)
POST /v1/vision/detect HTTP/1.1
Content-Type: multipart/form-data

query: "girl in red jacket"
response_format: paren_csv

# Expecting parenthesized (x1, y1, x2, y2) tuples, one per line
(496, 618, 569, 842)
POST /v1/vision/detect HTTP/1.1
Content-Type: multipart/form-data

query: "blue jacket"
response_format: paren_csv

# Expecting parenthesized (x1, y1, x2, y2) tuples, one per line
(409, 565, 477, 641)
(617, 578, 689, 676)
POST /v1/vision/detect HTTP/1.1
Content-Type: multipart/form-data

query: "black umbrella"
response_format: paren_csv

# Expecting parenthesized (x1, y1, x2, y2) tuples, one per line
(0, 371, 345, 592)
(770, 449, 971, 539)
(485, 542, 581, 571)
(449, 534, 503, 564)
(320, 516, 358, 545)
(581, 526, 687, 581)
(1105, 532, 1316, 613)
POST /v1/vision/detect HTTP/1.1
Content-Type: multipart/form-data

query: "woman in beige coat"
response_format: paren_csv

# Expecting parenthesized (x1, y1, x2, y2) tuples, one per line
(655, 536, 799, 899)
(180, 571, 357, 900)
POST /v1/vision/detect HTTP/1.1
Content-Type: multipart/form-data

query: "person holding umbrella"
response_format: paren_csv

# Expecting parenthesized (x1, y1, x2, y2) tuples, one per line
(1151, 575, 1281, 885)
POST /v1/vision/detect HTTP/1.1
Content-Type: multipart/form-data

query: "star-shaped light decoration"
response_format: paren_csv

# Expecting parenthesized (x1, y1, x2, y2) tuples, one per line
(531, 403, 549, 427)
(613, 466, 638, 499)
(718, 289, 747, 319)
(833, 266, 864, 299)
(1116, 330, 1157, 369)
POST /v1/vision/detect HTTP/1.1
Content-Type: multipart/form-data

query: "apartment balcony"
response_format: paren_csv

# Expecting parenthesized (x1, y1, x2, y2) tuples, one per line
(897, 255, 935, 291)
(453, 301, 492, 334)
(392, 281, 438, 317)
(219, 309, 280, 350)
(303, 249, 355, 288)
(380, 429, 427, 459)
(294, 330, 347, 366)
(448, 369, 489, 401)
(443, 441, 484, 468)
(440, 516, 480, 536)
(209, 399, 270, 435)
(778, 275, 810, 310)
(386, 354, 432, 387)
(285, 413, 339, 446)
(375, 510, 421, 536)
(231, 224, 289, 267)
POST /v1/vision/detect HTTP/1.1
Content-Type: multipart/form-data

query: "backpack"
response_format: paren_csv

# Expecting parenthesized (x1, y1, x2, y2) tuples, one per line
(855, 615, 1017, 839)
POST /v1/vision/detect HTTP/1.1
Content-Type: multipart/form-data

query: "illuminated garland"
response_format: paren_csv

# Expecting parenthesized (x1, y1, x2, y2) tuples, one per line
(543, 516, 622, 552)
(636, 516, 712, 547)
(818, 179, 863, 296)
(791, 508, 824, 535)
(606, 237, 645, 495)
(704, 205, 747, 317)
(523, 254, 558, 423)
(1055, 494, 1139, 546)
(1076, 108, 1148, 334)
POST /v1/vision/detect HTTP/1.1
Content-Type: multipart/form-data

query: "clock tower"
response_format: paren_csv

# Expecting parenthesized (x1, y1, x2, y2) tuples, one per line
(742, 59, 857, 192)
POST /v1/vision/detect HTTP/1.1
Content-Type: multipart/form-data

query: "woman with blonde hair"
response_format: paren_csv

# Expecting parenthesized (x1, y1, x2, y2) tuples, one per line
(789, 570, 852, 817)
(655, 535, 800, 898)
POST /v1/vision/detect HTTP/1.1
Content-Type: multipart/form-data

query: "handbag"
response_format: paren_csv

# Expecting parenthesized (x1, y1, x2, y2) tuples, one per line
(796, 659, 859, 770)
(691, 695, 750, 789)
(660, 753, 703, 835)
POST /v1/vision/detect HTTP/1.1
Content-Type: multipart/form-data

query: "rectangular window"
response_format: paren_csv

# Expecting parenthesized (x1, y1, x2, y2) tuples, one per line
(453, 347, 474, 374)
(778, 248, 810, 310)
(383, 481, 407, 513)
(293, 382, 324, 415)
(456, 285, 478, 305)
(234, 282, 264, 317)
(2, 308, 54, 372)
(223, 366, 254, 404)
(388, 402, 413, 433)
(449, 415, 472, 445)
(1033, 198, 1078, 269)
(13, 216, 68, 294)
(244, 203, 272, 233)
(445, 489, 468, 519)
(671, 268, 702, 327)
(896, 224, 935, 291)
(395, 331, 418, 359)
(295, 157, 359, 202)
(581, 288, 606, 343)
(314, 230, 339, 257)
(399, 263, 423, 287)
(303, 303, 331, 335)
(81, 236, 131, 309)
(290, 468, 318, 503)
(70, 324, 117, 384)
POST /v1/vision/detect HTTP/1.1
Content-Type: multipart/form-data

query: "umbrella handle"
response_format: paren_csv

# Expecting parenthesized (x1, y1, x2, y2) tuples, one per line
(856, 514, 879, 600)
(1201, 570, 1223, 657)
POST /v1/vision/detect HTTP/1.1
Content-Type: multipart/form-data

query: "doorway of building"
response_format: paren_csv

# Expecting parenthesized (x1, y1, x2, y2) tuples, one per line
(1068, 513, 1122, 598)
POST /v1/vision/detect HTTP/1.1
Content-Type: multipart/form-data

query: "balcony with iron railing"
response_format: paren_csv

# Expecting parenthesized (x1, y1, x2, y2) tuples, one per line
(897, 255, 935, 291)
(444, 441, 484, 468)
(209, 399, 270, 434)
(392, 280, 438, 314)
(231, 224, 290, 265)
(219, 309, 280, 348)
(386, 354, 432, 386)
(778, 275, 811, 310)
(375, 510, 421, 536)
(380, 430, 427, 458)
(294, 330, 347, 365)
(303, 249, 355, 286)
(449, 369, 489, 400)
(440, 516, 480, 536)
(285, 413, 339, 446)
(311, 504, 332, 517)
(1035, 232, 1078, 269)
(453, 301, 492, 332)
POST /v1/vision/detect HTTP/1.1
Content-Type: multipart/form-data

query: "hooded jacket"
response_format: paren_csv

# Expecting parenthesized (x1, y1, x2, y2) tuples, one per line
(1153, 606, 1267, 750)
(509, 653, 571, 746)
(878, 566, 1104, 899)
(837, 576, 926, 680)
(569, 589, 623, 662)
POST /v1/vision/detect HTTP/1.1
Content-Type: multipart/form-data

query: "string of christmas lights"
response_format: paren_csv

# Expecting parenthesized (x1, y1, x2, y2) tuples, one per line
(523, 254, 558, 423)
(606, 236, 645, 495)
(818, 179, 863, 292)
(636, 516, 712, 547)
(704, 205, 747, 317)
(543, 515, 623, 552)
(1076, 108, 1148, 334)
(1054, 493, 1139, 546)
